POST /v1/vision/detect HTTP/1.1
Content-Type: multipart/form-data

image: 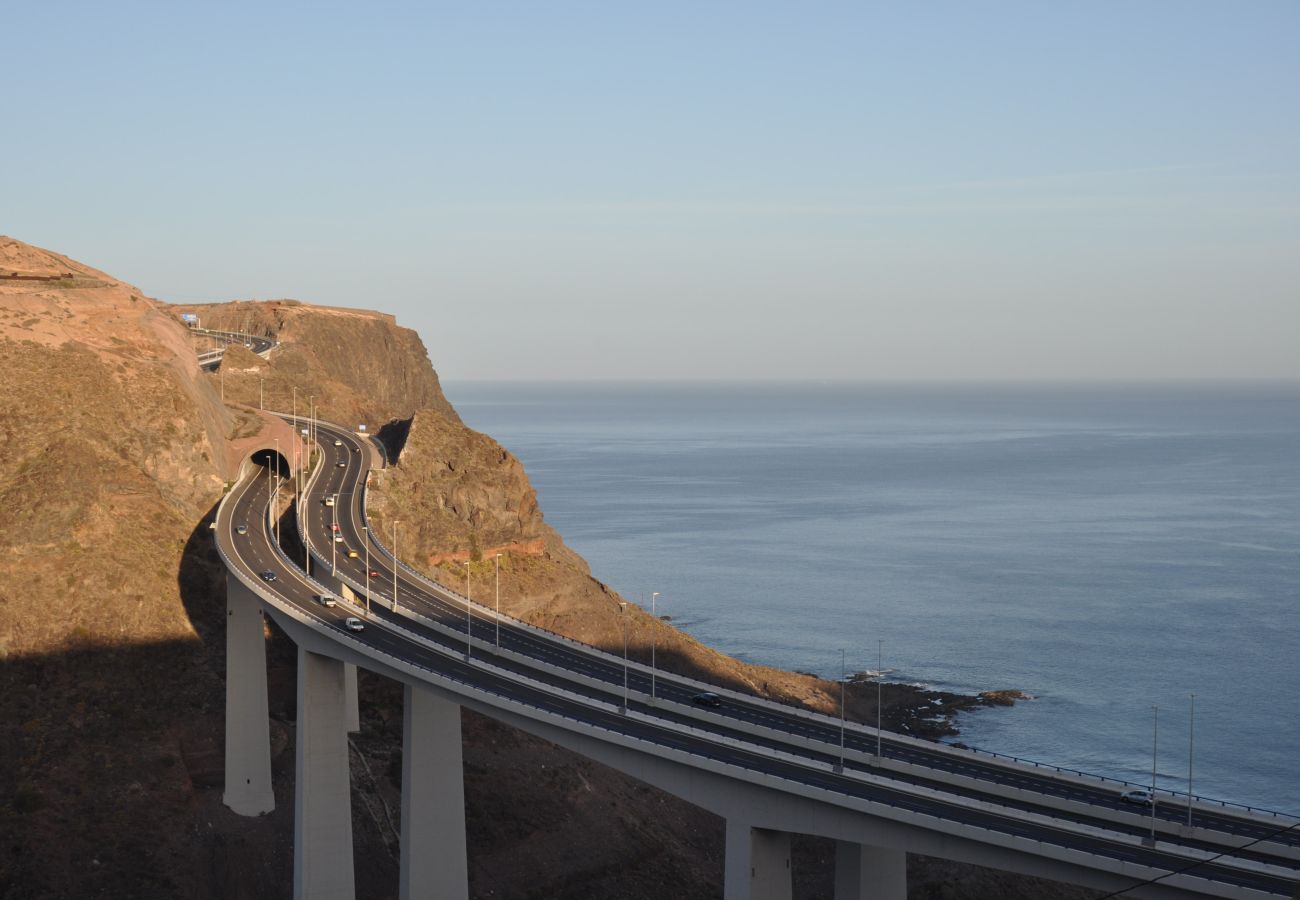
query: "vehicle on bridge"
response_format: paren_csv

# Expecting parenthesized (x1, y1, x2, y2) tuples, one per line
(1120, 789, 1154, 806)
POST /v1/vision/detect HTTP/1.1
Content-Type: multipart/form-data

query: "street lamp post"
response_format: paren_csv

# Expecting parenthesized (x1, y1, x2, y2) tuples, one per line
(1187, 693, 1195, 828)
(1150, 705, 1159, 844)
(465, 560, 473, 661)
(494, 553, 501, 649)
(837, 648, 846, 774)
(364, 531, 371, 614)
(876, 639, 883, 760)
(273, 440, 280, 546)
(391, 520, 399, 613)
(619, 601, 629, 714)
(650, 591, 660, 701)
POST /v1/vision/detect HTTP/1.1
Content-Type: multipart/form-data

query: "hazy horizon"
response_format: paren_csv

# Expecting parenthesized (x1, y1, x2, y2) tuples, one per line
(6, 2, 1298, 382)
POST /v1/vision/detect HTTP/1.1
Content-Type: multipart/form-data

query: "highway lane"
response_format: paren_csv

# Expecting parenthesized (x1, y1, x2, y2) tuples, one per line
(224, 466, 1300, 897)
(288, 418, 1300, 864)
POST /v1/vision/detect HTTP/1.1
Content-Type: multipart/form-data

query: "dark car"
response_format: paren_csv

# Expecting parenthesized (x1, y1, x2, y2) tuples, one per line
(691, 692, 722, 708)
(259, 570, 277, 582)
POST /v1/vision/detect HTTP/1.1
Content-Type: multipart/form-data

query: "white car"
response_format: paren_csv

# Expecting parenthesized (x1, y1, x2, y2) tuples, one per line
(344, 617, 364, 632)
(235, 524, 249, 535)
(1120, 789, 1154, 806)
(334, 534, 344, 543)
(317, 594, 337, 608)
(333, 439, 343, 447)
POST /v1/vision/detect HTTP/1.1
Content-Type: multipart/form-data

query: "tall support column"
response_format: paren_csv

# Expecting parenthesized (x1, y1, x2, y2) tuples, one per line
(344, 663, 360, 733)
(294, 649, 356, 900)
(834, 841, 906, 900)
(223, 575, 275, 816)
(400, 684, 468, 900)
(724, 820, 791, 900)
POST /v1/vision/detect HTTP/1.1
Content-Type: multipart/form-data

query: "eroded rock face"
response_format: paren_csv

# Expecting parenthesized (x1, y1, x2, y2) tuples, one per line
(169, 299, 459, 428)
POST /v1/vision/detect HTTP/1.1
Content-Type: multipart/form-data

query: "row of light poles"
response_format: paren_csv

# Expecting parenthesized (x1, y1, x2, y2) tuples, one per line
(458, 552, 506, 660)
(1145, 692, 1198, 842)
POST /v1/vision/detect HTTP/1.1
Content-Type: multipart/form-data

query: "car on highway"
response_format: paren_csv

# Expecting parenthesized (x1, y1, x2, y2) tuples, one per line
(259, 570, 277, 582)
(368, 569, 380, 578)
(1120, 789, 1154, 806)
(316, 594, 337, 608)
(336, 461, 346, 468)
(691, 692, 723, 708)
(344, 617, 364, 632)
(324, 495, 335, 507)
(236, 524, 248, 535)
(331, 523, 340, 532)
(333, 534, 344, 543)
(347, 549, 359, 558)
(333, 439, 343, 447)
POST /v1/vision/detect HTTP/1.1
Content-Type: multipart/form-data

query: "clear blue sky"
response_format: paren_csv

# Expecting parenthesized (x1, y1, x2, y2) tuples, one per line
(6, 2, 1298, 381)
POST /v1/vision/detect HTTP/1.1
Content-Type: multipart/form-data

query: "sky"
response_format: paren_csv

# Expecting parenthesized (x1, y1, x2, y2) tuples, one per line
(4, 2, 1298, 381)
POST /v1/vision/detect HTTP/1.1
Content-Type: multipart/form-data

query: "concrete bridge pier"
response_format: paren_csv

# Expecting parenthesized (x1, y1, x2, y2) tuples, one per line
(223, 575, 275, 816)
(294, 648, 356, 900)
(725, 820, 792, 900)
(400, 683, 468, 900)
(310, 567, 362, 734)
(834, 840, 906, 900)
(344, 663, 360, 733)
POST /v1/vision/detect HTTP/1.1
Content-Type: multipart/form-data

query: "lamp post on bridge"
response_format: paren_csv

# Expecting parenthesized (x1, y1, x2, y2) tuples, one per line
(1187, 692, 1195, 828)
(391, 520, 400, 613)
(464, 560, 473, 661)
(364, 528, 371, 615)
(836, 648, 846, 774)
(876, 639, 883, 761)
(650, 591, 660, 702)
(619, 601, 629, 714)
(494, 553, 502, 649)
(1149, 705, 1159, 845)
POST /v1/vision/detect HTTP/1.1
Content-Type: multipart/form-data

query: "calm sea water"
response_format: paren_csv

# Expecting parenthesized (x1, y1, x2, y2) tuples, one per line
(444, 382, 1300, 814)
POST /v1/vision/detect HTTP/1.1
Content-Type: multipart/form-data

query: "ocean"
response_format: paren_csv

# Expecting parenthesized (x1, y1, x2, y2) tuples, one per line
(444, 381, 1300, 814)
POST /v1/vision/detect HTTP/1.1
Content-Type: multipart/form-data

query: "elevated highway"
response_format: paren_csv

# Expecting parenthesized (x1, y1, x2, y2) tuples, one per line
(216, 415, 1300, 900)
(192, 326, 276, 370)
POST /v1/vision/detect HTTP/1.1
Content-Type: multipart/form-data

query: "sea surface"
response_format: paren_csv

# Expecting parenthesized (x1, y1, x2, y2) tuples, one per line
(444, 381, 1300, 814)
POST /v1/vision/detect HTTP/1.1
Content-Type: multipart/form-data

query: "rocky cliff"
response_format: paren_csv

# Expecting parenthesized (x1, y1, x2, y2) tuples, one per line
(0, 237, 1086, 900)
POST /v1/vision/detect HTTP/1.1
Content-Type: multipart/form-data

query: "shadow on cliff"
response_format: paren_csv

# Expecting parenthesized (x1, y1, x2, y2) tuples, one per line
(177, 498, 228, 649)
(374, 416, 412, 466)
(0, 636, 296, 900)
